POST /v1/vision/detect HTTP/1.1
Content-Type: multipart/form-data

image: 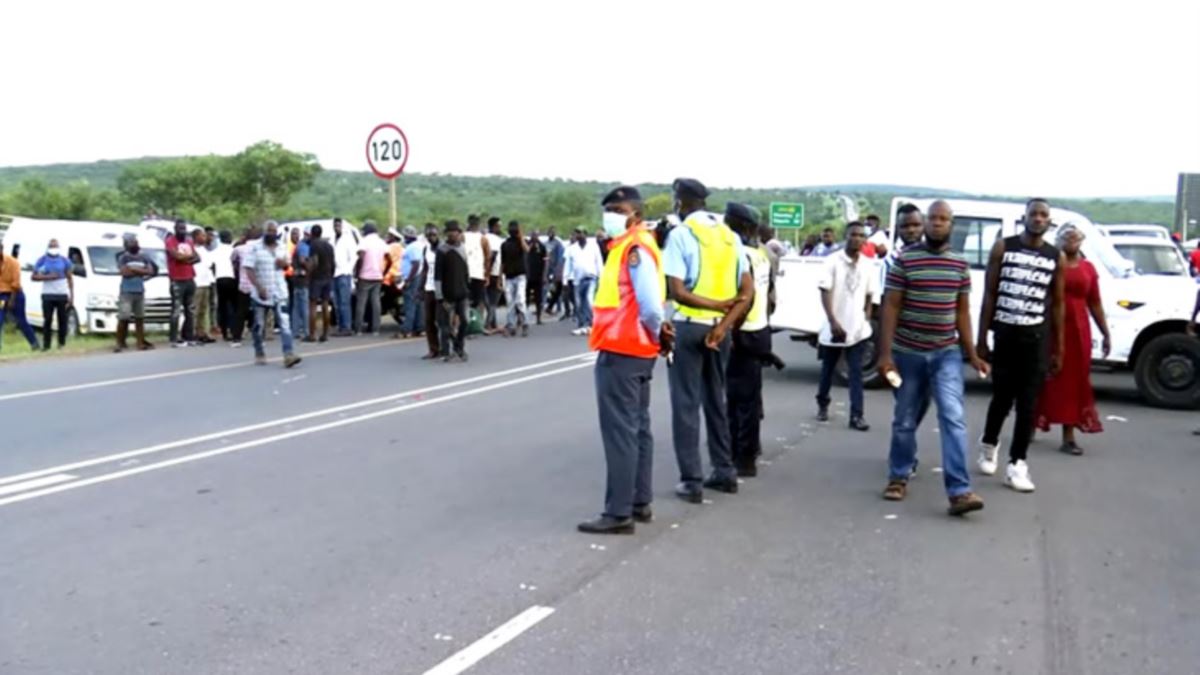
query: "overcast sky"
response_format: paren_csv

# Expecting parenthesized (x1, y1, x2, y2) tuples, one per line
(3, 0, 1198, 197)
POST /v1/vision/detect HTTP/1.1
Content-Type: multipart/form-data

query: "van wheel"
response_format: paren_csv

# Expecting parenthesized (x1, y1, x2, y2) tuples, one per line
(836, 320, 883, 389)
(1134, 333, 1200, 409)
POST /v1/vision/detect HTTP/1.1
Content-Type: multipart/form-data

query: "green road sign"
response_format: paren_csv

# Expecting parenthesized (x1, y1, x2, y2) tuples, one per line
(769, 202, 805, 229)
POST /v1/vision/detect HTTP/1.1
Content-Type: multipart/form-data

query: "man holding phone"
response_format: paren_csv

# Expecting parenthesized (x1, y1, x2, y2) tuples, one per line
(815, 221, 879, 431)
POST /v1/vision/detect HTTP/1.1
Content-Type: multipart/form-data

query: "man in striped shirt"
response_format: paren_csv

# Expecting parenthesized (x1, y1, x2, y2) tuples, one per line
(877, 200, 990, 516)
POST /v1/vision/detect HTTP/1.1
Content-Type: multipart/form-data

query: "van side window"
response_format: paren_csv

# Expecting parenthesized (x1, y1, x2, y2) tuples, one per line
(953, 217, 1002, 269)
(69, 247, 86, 276)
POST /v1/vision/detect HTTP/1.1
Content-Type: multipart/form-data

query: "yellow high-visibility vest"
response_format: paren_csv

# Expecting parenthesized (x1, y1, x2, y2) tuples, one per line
(741, 245, 771, 331)
(675, 214, 739, 321)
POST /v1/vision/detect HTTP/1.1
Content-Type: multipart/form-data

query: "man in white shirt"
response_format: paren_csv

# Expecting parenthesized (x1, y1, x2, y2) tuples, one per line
(816, 221, 879, 431)
(864, 213, 890, 259)
(463, 215, 489, 320)
(484, 217, 506, 333)
(564, 227, 604, 335)
(213, 230, 237, 341)
(192, 229, 217, 344)
(332, 217, 358, 336)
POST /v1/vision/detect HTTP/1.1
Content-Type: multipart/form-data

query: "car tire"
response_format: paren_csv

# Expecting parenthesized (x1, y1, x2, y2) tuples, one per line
(836, 319, 884, 389)
(1134, 333, 1200, 409)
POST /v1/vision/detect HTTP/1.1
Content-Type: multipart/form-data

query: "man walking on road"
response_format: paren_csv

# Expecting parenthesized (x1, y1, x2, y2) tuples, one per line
(435, 220, 471, 362)
(165, 219, 200, 347)
(332, 217, 357, 337)
(815, 221, 878, 431)
(878, 200, 988, 516)
(354, 221, 391, 336)
(306, 225, 335, 343)
(663, 178, 754, 503)
(420, 224, 442, 359)
(115, 232, 158, 352)
(214, 230, 237, 342)
(192, 229, 217, 344)
(976, 198, 1065, 493)
(526, 228, 548, 325)
(544, 226, 565, 316)
(485, 217, 506, 334)
(500, 220, 530, 337)
(463, 215, 489, 329)
(566, 226, 603, 336)
(290, 228, 312, 342)
(724, 203, 777, 478)
(241, 221, 301, 368)
(578, 186, 672, 535)
(0, 247, 40, 352)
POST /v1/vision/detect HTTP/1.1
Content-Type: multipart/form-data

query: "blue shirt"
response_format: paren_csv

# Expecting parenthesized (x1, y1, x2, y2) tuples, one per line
(400, 239, 426, 279)
(629, 245, 664, 336)
(662, 212, 746, 290)
(35, 255, 73, 296)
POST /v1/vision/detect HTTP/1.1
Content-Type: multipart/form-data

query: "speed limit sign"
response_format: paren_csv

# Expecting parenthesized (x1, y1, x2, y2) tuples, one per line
(365, 123, 409, 180)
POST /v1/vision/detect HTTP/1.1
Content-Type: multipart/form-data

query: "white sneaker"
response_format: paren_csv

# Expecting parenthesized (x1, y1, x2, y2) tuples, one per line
(571, 328, 584, 336)
(1004, 460, 1036, 492)
(977, 440, 1000, 476)
(583, 327, 592, 335)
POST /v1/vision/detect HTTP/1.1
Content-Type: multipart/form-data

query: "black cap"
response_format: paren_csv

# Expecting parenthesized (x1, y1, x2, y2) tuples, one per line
(445, 220, 462, 232)
(724, 202, 761, 227)
(672, 178, 710, 201)
(600, 185, 642, 206)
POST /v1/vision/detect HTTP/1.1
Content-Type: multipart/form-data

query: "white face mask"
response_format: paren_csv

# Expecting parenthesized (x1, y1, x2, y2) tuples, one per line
(47, 247, 61, 257)
(601, 212, 628, 238)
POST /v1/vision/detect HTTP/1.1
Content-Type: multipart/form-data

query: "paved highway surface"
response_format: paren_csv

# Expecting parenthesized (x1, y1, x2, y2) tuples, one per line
(1, 320, 1197, 675)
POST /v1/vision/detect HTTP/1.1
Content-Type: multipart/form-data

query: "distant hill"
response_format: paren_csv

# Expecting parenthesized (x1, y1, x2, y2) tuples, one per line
(0, 158, 1178, 230)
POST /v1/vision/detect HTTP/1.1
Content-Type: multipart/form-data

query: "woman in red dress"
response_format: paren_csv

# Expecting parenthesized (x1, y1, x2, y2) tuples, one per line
(1036, 223, 1112, 454)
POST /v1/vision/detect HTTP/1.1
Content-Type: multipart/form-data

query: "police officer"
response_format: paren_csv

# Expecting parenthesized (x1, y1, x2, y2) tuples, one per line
(663, 178, 754, 503)
(578, 186, 673, 534)
(724, 202, 777, 478)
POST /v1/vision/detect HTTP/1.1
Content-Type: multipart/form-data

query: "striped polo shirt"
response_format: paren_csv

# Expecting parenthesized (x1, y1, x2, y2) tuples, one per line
(885, 243, 971, 353)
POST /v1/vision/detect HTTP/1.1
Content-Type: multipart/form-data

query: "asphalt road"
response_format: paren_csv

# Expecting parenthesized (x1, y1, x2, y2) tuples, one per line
(1, 318, 1197, 675)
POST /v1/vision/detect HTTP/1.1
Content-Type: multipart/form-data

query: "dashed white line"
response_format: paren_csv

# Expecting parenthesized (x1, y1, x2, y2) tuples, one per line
(422, 605, 556, 675)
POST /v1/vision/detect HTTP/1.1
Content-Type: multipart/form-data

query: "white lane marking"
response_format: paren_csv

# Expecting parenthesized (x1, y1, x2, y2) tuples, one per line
(0, 352, 591, 487)
(422, 605, 556, 675)
(0, 339, 412, 403)
(0, 363, 592, 507)
(0, 473, 77, 497)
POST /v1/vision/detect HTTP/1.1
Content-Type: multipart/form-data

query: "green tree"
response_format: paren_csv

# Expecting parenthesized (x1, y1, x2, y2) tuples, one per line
(540, 189, 594, 228)
(225, 141, 321, 220)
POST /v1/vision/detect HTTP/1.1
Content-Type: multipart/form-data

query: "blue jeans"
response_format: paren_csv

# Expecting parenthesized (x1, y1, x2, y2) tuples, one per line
(290, 286, 309, 340)
(888, 348, 972, 497)
(575, 276, 595, 328)
(252, 300, 295, 357)
(816, 341, 866, 419)
(402, 280, 424, 334)
(0, 291, 40, 349)
(333, 275, 353, 332)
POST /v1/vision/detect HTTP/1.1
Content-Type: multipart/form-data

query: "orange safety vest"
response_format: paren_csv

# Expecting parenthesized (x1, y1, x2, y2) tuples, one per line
(589, 225, 665, 358)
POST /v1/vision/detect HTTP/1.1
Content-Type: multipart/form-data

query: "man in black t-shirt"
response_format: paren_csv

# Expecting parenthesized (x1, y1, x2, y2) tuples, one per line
(500, 220, 530, 336)
(525, 230, 548, 325)
(435, 220, 471, 362)
(307, 225, 336, 342)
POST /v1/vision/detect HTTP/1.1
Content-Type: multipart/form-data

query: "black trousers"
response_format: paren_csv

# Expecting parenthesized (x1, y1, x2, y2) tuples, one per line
(423, 290, 440, 355)
(41, 295, 70, 348)
(595, 351, 655, 518)
(233, 291, 252, 341)
(528, 280, 545, 319)
(437, 298, 468, 356)
(216, 278, 238, 337)
(728, 328, 768, 467)
(982, 329, 1048, 463)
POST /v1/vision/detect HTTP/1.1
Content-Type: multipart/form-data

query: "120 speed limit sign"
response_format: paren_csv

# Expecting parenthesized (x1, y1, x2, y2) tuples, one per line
(365, 123, 410, 180)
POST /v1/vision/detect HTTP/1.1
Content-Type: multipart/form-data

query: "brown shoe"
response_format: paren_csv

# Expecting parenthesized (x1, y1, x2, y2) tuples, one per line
(947, 492, 984, 516)
(882, 480, 907, 501)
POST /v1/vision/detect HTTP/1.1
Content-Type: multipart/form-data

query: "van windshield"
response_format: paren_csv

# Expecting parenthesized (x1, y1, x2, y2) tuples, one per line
(87, 247, 168, 276)
(1114, 244, 1187, 276)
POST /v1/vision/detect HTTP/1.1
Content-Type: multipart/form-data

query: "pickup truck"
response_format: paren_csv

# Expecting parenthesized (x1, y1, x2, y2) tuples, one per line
(770, 197, 1200, 409)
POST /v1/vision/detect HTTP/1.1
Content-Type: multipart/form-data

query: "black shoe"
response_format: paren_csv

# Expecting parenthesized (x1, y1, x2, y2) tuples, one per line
(457, 352, 468, 363)
(736, 461, 758, 478)
(703, 475, 739, 494)
(632, 505, 653, 523)
(849, 417, 870, 432)
(817, 407, 830, 422)
(577, 515, 634, 534)
(674, 482, 703, 504)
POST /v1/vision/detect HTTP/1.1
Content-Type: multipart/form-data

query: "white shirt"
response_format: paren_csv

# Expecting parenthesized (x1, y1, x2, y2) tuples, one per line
(817, 251, 880, 347)
(424, 243, 438, 292)
(486, 233, 505, 276)
(868, 229, 890, 249)
(213, 243, 235, 280)
(564, 239, 603, 282)
(464, 231, 485, 280)
(334, 232, 358, 277)
(193, 245, 216, 287)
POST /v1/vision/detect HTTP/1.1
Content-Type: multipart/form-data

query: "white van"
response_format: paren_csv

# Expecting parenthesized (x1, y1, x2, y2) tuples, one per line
(771, 198, 1200, 409)
(1099, 223, 1172, 241)
(0, 215, 172, 335)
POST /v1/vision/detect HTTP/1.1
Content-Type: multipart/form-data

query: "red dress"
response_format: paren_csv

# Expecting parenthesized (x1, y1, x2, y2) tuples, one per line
(1036, 260, 1103, 433)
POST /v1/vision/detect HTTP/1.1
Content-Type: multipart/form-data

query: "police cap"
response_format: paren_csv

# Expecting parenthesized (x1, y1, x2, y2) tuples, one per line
(672, 178, 710, 201)
(724, 202, 761, 227)
(600, 185, 642, 206)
